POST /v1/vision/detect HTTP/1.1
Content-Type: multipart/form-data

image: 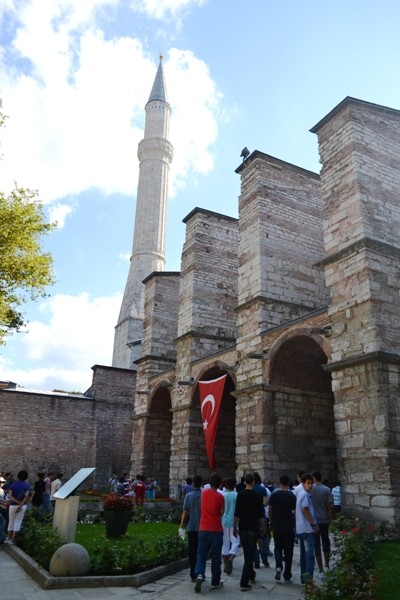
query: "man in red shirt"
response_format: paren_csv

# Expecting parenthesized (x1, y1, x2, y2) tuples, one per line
(194, 473, 224, 593)
(134, 475, 146, 506)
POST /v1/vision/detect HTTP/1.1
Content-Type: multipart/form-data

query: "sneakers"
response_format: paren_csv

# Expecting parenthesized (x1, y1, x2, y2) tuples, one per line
(317, 571, 324, 580)
(194, 575, 203, 593)
(211, 582, 223, 589)
(262, 559, 270, 567)
(240, 584, 252, 591)
(284, 576, 293, 584)
(275, 567, 282, 581)
(254, 562, 260, 569)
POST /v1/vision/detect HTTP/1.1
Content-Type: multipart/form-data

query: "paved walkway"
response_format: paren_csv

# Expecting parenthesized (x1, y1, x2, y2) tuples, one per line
(1, 543, 305, 600)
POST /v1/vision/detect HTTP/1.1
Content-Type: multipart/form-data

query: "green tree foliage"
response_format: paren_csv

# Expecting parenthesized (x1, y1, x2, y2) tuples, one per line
(0, 101, 55, 342)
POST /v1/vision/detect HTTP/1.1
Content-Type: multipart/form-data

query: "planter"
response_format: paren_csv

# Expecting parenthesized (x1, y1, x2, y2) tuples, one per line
(104, 511, 132, 538)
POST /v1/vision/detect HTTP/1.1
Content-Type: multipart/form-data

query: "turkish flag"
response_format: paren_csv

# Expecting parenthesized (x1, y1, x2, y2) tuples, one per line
(198, 374, 227, 470)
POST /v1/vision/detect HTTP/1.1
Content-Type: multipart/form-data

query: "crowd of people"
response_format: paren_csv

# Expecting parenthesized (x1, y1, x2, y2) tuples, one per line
(108, 473, 159, 504)
(1, 465, 342, 592)
(0, 470, 64, 545)
(178, 470, 341, 593)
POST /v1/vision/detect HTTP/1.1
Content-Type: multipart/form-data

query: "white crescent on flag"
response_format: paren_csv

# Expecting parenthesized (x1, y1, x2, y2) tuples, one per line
(201, 394, 215, 430)
(201, 394, 215, 417)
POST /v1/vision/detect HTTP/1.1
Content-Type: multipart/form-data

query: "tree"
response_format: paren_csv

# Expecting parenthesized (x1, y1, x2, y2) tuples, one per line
(0, 101, 55, 343)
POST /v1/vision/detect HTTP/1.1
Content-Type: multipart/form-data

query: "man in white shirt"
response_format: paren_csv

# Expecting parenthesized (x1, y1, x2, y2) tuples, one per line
(295, 473, 318, 585)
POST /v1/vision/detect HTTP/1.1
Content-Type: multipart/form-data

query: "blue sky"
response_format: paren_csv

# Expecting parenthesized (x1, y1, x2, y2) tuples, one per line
(0, 0, 399, 392)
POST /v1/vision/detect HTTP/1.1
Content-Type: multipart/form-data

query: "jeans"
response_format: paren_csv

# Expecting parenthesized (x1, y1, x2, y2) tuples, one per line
(314, 522, 331, 557)
(273, 530, 294, 580)
(43, 493, 52, 513)
(195, 530, 223, 586)
(254, 518, 270, 564)
(299, 532, 315, 581)
(239, 530, 258, 587)
(187, 531, 199, 580)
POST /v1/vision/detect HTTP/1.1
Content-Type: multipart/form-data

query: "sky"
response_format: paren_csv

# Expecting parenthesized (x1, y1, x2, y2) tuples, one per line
(0, 0, 399, 392)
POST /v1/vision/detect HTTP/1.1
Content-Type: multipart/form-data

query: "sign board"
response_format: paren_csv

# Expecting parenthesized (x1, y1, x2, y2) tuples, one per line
(53, 467, 95, 500)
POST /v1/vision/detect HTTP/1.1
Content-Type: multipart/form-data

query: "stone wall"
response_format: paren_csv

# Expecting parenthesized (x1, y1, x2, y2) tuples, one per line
(312, 97, 400, 520)
(178, 208, 239, 353)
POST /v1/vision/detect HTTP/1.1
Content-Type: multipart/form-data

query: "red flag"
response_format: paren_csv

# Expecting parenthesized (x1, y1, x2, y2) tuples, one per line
(198, 374, 227, 470)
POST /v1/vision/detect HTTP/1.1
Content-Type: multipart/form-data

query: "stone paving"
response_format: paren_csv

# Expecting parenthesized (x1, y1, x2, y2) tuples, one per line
(0, 542, 306, 600)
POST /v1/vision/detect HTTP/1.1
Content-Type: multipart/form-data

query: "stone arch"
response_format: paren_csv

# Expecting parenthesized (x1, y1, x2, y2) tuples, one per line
(143, 384, 172, 495)
(189, 365, 237, 481)
(267, 332, 337, 484)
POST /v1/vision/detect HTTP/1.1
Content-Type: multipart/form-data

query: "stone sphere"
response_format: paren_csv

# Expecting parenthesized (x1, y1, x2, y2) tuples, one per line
(49, 543, 90, 577)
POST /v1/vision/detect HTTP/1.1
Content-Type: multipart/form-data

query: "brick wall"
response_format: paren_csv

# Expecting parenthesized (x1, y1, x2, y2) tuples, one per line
(0, 365, 136, 490)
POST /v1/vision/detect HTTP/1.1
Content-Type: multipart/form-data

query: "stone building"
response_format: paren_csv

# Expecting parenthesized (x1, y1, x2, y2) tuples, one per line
(130, 96, 400, 522)
(1, 54, 399, 522)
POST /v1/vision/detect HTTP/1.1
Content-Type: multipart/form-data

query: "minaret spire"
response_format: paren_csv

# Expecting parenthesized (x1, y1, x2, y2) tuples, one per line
(112, 57, 174, 369)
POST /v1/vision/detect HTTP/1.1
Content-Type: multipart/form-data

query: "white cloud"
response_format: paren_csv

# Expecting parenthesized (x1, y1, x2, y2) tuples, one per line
(48, 202, 74, 228)
(0, 291, 122, 392)
(0, 0, 222, 212)
(132, 0, 207, 20)
(118, 251, 131, 262)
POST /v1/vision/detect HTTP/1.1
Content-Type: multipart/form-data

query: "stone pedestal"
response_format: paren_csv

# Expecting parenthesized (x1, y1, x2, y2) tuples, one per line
(53, 496, 80, 543)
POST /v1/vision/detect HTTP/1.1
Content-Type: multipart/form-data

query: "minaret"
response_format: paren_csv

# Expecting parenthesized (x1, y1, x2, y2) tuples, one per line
(112, 56, 174, 369)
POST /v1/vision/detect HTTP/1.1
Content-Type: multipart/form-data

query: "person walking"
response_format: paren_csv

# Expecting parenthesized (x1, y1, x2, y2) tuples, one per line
(268, 474, 296, 583)
(179, 474, 203, 582)
(221, 477, 239, 574)
(311, 470, 333, 577)
(331, 481, 341, 515)
(233, 473, 265, 592)
(296, 472, 318, 585)
(31, 472, 45, 509)
(253, 472, 271, 568)
(194, 473, 224, 593)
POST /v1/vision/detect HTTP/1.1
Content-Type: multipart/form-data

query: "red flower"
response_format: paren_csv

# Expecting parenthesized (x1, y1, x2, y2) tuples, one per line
(103, 494, 133, 511)
(341, 529, 347, 534)
(351, 527, 360, 534)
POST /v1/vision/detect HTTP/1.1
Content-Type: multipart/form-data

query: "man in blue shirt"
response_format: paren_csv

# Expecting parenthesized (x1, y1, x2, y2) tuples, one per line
(179, 475, 203, 582)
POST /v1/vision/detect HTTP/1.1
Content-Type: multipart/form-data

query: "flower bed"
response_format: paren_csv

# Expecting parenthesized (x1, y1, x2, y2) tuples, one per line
(303, 516, 377, 599)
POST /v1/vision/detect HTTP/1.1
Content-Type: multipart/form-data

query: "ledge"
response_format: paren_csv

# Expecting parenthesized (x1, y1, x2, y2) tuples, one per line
(3, 544, 188, 589)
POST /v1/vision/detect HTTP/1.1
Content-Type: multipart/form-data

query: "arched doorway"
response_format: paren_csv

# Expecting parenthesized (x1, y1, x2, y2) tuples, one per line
(189, 367, 236, 481)
(269, 335, 337, 484)
(143, 386, 172, 496)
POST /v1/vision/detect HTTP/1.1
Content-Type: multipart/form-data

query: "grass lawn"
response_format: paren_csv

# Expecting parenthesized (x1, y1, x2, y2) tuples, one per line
(76, 521, 178, 555)
(374, 540, 400, 599)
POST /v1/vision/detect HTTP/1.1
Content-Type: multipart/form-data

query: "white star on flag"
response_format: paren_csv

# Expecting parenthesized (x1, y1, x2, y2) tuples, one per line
(203, 419, 208, 430)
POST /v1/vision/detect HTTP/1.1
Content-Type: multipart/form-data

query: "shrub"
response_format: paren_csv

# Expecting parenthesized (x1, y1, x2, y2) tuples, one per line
(303, 516, 377, 600)
(18, 509, 64, 570)
(90, 533, 187, 575)
(132, 504, 181, 524)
